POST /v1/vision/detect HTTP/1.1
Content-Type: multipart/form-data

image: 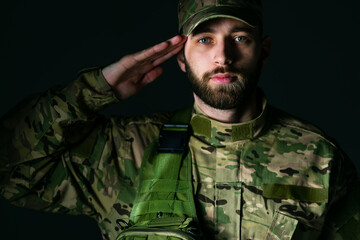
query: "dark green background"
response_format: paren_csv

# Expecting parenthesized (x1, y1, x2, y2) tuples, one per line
(0, 0, 359, 239)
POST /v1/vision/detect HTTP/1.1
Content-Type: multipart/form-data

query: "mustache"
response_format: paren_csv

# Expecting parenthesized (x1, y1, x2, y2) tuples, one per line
(203, 67, 247, 80)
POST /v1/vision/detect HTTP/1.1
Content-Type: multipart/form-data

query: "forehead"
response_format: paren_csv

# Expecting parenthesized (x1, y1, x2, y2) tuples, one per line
(190, 17, 255, 36)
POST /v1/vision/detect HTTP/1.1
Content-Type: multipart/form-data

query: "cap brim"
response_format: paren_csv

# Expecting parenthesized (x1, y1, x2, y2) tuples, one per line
(182, 6, 260, 36)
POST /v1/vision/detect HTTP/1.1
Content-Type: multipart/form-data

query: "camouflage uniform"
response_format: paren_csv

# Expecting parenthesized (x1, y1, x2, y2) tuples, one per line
(0, 68, 358, 239)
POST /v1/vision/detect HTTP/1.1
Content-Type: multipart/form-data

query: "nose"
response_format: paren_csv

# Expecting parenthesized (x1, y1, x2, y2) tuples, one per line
(213, 38, 233, 66)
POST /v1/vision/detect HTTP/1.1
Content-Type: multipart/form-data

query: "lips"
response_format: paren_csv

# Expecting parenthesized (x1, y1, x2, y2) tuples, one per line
(210, 73, 237, 84)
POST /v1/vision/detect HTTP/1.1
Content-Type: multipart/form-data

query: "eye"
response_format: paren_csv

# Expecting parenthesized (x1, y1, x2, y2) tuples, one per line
(234, 36, 247, 42)
(198, 37, 211, 44)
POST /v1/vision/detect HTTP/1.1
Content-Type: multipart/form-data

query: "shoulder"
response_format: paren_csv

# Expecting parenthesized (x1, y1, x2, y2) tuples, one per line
(263, 104, 345, 167)
(109, 105, 191, 130)
(107, 111, 171, 140)
(267, 105, 337, 148)
(107, 107, 190, 146)
(113, 111, 172, 127)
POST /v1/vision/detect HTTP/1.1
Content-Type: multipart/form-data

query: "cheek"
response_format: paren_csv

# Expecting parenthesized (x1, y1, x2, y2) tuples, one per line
(185, 48, 206, 73)
(239, 46, 262, 66)
(186, 53, 208, 76)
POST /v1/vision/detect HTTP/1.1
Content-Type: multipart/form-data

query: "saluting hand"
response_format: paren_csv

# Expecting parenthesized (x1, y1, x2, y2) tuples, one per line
(102, 35, 187, 100)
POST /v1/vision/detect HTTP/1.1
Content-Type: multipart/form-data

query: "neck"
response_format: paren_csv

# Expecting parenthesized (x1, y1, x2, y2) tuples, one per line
(193, 91, 260, 123)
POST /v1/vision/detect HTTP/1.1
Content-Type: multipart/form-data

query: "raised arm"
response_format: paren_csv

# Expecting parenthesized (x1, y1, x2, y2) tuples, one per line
(0, 35, 186, 216)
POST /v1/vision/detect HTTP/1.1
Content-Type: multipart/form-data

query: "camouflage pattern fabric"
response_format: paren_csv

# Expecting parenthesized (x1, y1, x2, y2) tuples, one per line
(178, 0, 263, 35)
(0, 68, 358, 239)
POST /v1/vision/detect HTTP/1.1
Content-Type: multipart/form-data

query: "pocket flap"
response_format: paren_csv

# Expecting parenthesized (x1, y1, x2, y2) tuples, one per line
(265, 211, 298, 240)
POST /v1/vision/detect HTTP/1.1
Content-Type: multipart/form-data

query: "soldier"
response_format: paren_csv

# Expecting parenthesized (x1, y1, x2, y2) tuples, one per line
(1, 0, 359, 239)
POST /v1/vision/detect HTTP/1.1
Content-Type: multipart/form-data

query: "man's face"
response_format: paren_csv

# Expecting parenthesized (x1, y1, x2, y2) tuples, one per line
(178, 17, 267, 110)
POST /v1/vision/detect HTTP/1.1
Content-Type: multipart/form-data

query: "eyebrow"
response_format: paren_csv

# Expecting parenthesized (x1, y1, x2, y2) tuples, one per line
(191, 26, 256, 37)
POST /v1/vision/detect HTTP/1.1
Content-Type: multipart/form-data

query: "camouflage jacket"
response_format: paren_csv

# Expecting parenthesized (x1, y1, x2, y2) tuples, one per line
(0, 68, 358, 240)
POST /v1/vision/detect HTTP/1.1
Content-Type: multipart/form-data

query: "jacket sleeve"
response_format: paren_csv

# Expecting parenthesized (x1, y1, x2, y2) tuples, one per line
(0, 67, 121, 216)
(320, 148, 360, 239)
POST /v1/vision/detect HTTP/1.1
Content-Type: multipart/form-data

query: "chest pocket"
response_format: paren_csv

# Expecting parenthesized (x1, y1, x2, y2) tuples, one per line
(263, 183, 329, 240)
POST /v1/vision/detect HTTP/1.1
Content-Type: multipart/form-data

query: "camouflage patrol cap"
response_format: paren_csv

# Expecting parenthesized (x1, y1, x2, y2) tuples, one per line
(178, 0, 262, 36)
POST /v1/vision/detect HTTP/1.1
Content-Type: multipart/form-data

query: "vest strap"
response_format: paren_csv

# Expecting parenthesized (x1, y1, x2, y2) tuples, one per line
(129, 106, 198, 226)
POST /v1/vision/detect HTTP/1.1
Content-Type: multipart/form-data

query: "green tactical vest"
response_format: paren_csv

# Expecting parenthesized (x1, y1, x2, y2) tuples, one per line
(116, 107, 204, 240)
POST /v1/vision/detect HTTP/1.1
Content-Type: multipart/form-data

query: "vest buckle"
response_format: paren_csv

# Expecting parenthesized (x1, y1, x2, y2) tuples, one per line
(157, 124, 190, 153)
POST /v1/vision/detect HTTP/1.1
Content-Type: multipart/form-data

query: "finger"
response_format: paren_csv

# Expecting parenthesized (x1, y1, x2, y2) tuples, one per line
(147, 35, 187, 62)
(141, 66, 163, 85)
(134, 35, 186, 63)
(150, 35, 186, 56)
(133, 43, 183, 77)
(152, 44, 184, 66)
(130, 42, 182, 76)
(117, 35, 186, 75)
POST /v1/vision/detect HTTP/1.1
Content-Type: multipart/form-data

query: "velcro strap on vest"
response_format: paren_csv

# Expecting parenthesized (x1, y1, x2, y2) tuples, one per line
(263, 184, 328, 203)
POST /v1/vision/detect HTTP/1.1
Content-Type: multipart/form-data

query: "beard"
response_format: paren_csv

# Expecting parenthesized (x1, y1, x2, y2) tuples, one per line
(185, 59, 262, 110)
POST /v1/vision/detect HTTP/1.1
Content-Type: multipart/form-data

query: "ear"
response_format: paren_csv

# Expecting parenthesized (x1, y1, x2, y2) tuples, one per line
(177, 51, 186, 72)
(261, 35, 272, 68)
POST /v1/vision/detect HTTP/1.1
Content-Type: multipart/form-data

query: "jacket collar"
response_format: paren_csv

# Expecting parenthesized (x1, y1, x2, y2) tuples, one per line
(190, 97, 268, 146)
